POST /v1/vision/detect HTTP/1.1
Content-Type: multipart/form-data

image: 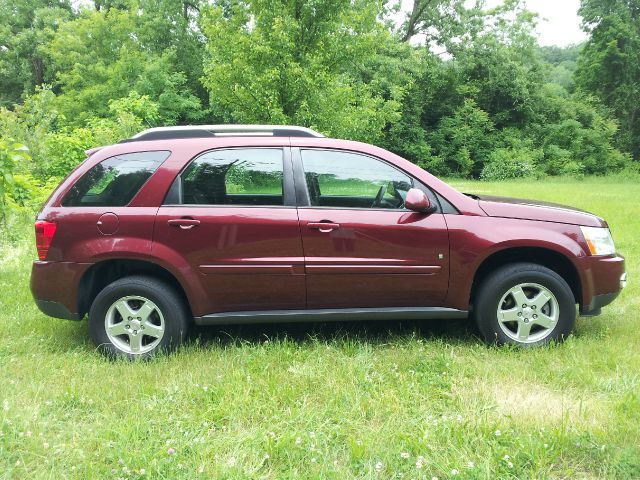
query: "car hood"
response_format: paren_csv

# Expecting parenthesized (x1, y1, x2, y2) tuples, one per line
(474, 194, 607, 227)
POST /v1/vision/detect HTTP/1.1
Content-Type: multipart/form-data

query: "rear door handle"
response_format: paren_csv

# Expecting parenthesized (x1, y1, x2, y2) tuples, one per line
(308, 222, 340, 232)
(168, 218, 200, 229)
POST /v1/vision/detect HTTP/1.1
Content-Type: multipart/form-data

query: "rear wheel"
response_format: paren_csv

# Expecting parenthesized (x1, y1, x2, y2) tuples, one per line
(89, 276, 189, 358)
(473, 263, 576, 346)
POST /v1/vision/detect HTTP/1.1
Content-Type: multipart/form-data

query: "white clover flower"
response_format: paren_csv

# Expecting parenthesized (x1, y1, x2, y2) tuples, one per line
(140, 468, 146, 475)
(507, 461, 514, 468)
(401, 452, 410, 459)
(467, 461, 474, 468)
(375, 462, 383, 472)
(495, 429, 502, 437)
(451, 468, 459, 475)
(295, 437, 302, 445)
(311, 457, 317, 463)
(227, 456, 236, 466)
(503, 454, 510, 460)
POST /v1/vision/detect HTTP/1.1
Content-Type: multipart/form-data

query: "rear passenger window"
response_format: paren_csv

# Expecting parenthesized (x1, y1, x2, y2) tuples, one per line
(179, 148, 284, 206)
(61, 151, 169, 207)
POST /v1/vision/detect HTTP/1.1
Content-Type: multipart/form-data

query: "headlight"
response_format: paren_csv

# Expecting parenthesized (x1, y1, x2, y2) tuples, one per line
(580, 226, 616, 256)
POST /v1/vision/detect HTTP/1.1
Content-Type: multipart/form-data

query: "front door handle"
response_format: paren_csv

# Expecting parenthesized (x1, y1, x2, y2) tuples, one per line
(308, 221, 340, 233)
(168, 218, 200, 230)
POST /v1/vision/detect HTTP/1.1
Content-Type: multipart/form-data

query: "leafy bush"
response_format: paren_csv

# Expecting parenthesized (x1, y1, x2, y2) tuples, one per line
(0, 140, 31, 227)
(39, 129, 94, 180)
(481, 146, 543, 180)
(428, 99, 495, 177)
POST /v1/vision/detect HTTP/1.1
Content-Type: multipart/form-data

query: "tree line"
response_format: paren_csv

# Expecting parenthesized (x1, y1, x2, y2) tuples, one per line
(0, 0, 638, 222)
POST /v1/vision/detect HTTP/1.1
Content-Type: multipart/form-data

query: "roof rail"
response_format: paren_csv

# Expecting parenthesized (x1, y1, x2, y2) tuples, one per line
(122, 125, 325, 142)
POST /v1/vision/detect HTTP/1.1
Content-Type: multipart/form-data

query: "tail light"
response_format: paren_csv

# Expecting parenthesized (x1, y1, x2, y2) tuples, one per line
(35, 220, 57, 260)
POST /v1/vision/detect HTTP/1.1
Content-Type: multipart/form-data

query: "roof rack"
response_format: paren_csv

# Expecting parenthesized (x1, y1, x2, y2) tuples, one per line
(121, 125, 325, 142)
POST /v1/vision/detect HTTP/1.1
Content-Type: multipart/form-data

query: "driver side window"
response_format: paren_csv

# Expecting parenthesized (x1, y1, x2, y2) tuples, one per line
(301, 149, 413, 209)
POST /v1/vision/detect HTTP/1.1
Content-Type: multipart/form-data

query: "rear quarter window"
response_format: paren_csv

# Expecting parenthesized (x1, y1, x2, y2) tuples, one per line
(61, 151, 170, 207)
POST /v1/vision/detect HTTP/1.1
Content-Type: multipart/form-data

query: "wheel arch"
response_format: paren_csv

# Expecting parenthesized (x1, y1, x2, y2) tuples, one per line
(469, 246, 583, 309)
(77, 258, 192, 319)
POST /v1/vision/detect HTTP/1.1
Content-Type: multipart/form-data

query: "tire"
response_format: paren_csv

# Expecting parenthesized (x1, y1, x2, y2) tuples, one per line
(473, 262, 576, 346)
(89, 275, 189, 359)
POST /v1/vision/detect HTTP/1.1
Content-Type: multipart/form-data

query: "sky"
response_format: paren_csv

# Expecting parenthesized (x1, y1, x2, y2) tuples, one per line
(487, 0, 587, 46)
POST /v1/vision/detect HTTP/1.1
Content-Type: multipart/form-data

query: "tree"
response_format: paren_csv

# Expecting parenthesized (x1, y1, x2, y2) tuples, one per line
(0, 0, 73, 107)
(200, 0, 402, 142)
(575, 0, 640, 159)
(44, 3, 204, 126)
(400, 0, 478, 44)
(429, 99, 495, 176)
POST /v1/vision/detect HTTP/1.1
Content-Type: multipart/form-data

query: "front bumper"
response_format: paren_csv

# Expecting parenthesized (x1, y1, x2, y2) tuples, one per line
(580, 290, 622, 317)
(579, 256, 626, 316)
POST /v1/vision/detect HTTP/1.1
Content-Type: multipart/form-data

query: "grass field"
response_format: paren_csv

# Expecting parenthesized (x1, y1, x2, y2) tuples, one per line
(1, 176, 639, 479)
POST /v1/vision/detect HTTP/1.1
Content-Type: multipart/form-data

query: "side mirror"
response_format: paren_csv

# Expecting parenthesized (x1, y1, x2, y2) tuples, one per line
(405, 188, 435, 214)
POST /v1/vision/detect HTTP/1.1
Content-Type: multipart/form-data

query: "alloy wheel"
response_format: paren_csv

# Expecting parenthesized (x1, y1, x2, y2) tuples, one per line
(496, 283, 559, 343)
(104, 295, 165, 354)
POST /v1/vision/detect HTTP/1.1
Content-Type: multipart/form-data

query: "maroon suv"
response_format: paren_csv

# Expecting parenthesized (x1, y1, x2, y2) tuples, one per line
(30, 125, 626, 358)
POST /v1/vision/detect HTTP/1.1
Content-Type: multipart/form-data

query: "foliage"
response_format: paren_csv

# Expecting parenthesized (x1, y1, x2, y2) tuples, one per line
(429, 99, 495, 177)
(42, 1, 204, 126)
(481, 146, 542, 180)
(0, 140, 31, 227)
(575, 0, 640, 160)
(0, 0, 73, 108)
(200, 0, 402, 142)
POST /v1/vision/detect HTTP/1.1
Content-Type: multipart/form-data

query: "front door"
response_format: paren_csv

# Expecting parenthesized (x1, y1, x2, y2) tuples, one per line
(294, 148, 450, 309)
(153, 147, 305, 315)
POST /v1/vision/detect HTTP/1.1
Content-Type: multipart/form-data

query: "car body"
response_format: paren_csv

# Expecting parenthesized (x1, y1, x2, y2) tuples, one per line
(30, 125, 626, 357)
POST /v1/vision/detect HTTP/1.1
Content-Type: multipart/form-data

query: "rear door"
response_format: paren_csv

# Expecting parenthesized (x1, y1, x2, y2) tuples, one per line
(294, 148, 450, 309)
(153, 147, 305, 315)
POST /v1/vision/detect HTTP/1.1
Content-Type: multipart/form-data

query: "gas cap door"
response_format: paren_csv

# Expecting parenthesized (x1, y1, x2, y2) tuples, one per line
(97, 212, 119, 235)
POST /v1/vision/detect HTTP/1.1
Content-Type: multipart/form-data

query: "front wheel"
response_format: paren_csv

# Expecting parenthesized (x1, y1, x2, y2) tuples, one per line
(473, 263, 576, 346)
(89, 276, 189, 359)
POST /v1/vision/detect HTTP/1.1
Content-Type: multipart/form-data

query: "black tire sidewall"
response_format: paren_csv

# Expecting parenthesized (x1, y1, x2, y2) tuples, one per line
(89, 276, 189, 359)
(474, 264, 576, 346)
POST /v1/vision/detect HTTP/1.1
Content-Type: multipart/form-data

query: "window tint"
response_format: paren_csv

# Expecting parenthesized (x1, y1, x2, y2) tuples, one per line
(62, 151, 169, 207)
(180, 149, 283, 206)
(301, 150, 413, 209)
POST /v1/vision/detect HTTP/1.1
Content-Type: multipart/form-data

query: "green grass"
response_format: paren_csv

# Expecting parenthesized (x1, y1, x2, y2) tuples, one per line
(1, 176, 639, 479)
